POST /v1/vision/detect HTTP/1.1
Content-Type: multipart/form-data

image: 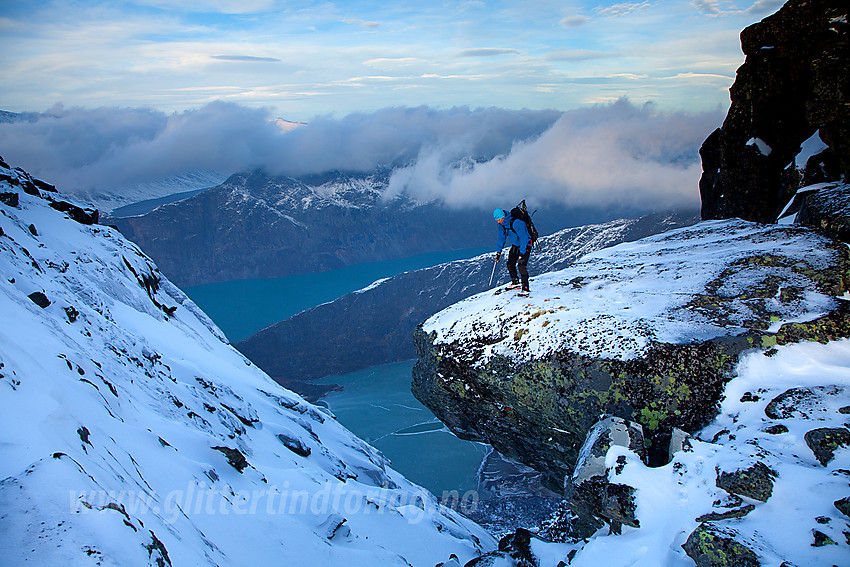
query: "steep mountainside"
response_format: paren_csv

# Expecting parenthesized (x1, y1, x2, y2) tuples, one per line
(236, 210, 698, 390)
(0, 157, 494, 566)
(107, 169, 501, 287)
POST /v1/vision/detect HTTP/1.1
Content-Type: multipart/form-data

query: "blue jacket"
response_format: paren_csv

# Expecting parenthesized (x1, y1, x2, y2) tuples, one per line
(496, 216, 531, 254)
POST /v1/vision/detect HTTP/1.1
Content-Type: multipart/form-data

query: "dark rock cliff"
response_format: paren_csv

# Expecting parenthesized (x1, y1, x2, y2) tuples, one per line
(699, 0, 849, 223)
(236, 210, 698, 391)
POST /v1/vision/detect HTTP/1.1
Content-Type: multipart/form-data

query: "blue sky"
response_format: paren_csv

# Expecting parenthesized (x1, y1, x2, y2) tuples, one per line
(1, 0, 783, 119)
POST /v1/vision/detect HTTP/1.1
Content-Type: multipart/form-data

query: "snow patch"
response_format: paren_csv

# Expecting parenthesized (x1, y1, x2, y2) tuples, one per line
(746, 137, 773, 156)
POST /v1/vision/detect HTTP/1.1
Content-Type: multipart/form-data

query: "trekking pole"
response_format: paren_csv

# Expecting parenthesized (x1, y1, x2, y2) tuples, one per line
(488, 257, 498, 287)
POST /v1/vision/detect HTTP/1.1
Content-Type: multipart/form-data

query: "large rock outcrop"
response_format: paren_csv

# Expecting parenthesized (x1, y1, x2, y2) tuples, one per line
(412, 219, 850, 488)
(699, 0, 849, 223)
(236, 210, 698, 392)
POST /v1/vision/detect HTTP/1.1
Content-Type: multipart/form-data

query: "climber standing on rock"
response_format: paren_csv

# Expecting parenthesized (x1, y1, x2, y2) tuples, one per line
(493, 206, 533, 297)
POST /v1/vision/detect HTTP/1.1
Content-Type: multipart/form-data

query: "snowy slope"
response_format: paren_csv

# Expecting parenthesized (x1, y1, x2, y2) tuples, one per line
(0, 160, 494, 566)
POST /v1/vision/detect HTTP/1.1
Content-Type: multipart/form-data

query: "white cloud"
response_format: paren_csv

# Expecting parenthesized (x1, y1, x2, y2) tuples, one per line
(455, 48, 522, 57)
(0, 102, 561, 196)
(211, 55, 281, 62)
(386, 99, 722, 212)
(692, 0, 721, 15)
(746, 0, 784, 15)
(341, 18, 381, 29)
(131, 0, 279, 14)
(0, 100, 721, 214)
(560, 15, 590, 27)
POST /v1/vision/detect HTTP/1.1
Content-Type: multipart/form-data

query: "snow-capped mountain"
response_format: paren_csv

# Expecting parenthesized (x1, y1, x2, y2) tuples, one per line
(105, 166, 618, 288)
(107, 168, 504, 287)
(95, 170, 229, 214)
(0, 157, 494, 566)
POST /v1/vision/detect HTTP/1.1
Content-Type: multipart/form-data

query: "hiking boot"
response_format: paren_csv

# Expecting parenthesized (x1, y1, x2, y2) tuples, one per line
(517, 289, 531, 297)
(506, 282, 521, 290)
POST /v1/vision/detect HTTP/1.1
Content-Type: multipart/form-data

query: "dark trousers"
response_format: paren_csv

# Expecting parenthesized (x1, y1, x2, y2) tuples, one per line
(507, 245, 531, 291)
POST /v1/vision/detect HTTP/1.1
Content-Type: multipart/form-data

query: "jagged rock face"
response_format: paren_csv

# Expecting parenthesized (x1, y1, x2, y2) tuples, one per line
(700, 0, 850, 223)
(412, 220, 850, 488)
(236, 210, 698, 390)
(568, 417, 645, 535)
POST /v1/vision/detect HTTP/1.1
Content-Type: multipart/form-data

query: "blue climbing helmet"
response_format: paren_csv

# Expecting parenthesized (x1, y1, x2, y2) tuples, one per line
(493, 208, 507, 221)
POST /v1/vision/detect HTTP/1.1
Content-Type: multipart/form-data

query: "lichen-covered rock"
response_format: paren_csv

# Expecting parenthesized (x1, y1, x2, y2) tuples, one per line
(804, 427, 850, 465)
(682, 524, 761, 567)
(412, 220, 850, 486)
(699, 0, 850, 223)
(716, 462, 777, 502)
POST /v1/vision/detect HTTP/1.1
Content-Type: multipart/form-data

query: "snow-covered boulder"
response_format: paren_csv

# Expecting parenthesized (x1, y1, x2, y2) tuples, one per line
(412, 218, 850, 488)
(568, 417, 645, 535)
(0, 158, 495, 566)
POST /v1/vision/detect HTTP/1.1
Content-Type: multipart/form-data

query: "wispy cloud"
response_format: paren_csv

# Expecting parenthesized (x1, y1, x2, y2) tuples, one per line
(746, 0, 784, 15)
(692, 0, 783, 17)
(211, 55, 281, 62)
(0, 1, 779, 118)
(132, 0, 278, 14)
(455, 48, 522, 58)
(597, 1, 652, 17)
(340, 18, 381, 29)
(546, 49, 609, 61)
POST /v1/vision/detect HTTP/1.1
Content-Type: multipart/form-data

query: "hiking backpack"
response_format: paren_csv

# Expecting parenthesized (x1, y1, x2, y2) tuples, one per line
(509, 200, 539, 248)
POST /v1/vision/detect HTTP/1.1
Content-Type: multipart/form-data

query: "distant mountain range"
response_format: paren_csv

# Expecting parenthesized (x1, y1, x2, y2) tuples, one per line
(107, 168, 616, 288)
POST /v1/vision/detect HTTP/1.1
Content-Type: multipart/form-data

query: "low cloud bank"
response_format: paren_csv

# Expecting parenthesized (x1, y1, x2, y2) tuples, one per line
(386, 100, 722, 212)
(0, 100, 720, 211)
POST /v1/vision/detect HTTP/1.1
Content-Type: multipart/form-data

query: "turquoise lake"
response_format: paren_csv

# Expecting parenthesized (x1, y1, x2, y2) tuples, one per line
(314, 361, 489, 496)
(182, 248, 491, 495)
(184, 247, 488, 342)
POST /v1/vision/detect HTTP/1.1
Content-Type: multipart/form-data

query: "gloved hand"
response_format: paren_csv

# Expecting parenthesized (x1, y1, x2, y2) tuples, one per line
(495, 252, 501, 262)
